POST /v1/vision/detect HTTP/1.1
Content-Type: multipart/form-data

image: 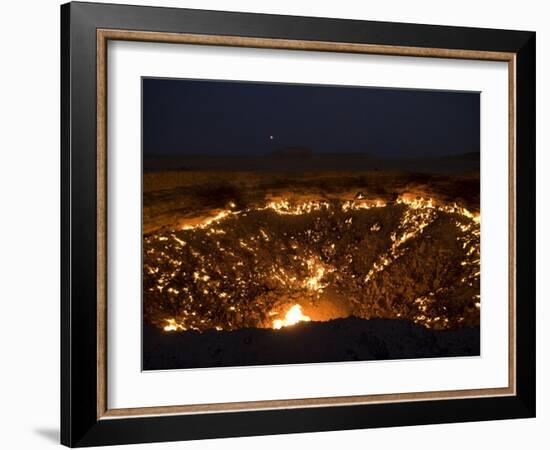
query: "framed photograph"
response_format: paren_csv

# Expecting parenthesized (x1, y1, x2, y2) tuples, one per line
(61, 1, 536, 447)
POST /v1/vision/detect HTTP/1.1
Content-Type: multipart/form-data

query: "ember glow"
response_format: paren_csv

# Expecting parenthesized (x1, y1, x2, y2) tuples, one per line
(272, 304, 311, 329)
(143, 194, 480, 333)
(163, 318, 186, 332)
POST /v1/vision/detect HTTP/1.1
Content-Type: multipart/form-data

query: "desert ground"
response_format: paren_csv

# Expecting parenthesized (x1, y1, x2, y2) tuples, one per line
(142, 154, 480, 369)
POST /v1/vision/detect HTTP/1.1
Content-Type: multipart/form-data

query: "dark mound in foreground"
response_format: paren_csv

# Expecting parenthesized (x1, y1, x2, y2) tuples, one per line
(143, 317, 479, 370)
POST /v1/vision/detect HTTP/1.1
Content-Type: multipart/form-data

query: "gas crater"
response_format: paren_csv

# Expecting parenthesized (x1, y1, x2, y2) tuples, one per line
(143, 195, 480, 333)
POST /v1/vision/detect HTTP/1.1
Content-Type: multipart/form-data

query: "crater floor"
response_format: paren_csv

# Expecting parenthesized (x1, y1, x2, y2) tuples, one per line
(143, 193, 480, 333)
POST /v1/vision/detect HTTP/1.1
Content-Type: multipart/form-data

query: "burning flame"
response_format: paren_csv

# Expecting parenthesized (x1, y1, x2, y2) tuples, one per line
(163, 318, 186, 332)
(272, 304, 311, 330)
(180, 210, 231, 231)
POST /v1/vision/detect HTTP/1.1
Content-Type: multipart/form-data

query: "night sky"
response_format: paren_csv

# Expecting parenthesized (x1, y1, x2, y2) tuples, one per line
(143, 78, 479, 158)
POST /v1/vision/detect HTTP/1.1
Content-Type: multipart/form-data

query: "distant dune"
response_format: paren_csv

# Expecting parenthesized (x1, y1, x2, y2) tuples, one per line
(143, 151, 479, 175)
(269, 146, 314, 158)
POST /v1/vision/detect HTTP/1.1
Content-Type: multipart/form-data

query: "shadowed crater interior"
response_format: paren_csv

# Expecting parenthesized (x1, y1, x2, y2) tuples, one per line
(143, 195, 480, 334)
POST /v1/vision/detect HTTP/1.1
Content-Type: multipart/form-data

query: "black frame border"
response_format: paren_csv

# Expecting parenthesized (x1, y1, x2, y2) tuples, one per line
(61, 2, 536, 447)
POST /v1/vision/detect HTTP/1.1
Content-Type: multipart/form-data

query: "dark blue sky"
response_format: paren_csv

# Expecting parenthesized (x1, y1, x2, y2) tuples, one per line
(142, 78, 479, 158)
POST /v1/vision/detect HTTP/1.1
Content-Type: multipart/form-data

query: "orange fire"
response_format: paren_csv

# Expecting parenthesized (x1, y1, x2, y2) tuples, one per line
(272, 304, 311, 330)
(163, 318, 186, 332)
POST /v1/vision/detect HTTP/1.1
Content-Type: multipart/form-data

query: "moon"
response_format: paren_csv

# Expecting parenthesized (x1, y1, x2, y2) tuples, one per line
(269, 135, 274, 140)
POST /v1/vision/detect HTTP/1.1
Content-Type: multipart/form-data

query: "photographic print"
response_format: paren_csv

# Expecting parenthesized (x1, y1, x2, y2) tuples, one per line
(141, 78, 481, 371)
